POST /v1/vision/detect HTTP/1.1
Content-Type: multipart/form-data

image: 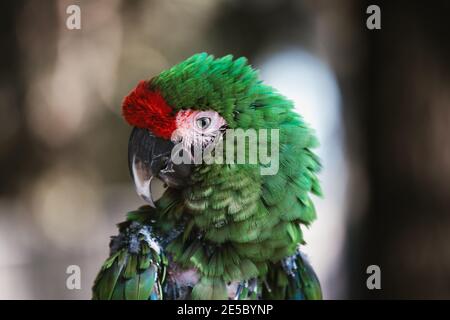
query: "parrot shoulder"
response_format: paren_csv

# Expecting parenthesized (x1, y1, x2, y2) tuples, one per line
(92, 208, 168, 300)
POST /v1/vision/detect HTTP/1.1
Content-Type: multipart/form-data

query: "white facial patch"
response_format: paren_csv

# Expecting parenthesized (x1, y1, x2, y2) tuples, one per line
(171, 110, 226, 150)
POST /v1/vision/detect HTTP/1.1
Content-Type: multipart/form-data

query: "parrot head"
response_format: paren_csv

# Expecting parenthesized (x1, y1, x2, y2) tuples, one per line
(123, 53, 261, 206)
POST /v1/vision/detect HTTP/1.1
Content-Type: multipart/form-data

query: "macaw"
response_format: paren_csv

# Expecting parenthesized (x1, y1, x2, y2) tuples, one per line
(92, 53, 322, 300)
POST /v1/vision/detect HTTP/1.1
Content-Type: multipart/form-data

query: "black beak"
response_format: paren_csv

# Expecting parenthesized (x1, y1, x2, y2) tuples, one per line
(128, 127, 192, 207)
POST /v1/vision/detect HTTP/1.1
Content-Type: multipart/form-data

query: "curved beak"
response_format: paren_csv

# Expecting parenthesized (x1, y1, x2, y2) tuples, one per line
(128, 127, 192, 207)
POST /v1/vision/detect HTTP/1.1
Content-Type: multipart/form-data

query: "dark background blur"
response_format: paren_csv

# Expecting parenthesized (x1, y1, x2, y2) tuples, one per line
(1, 0, 449, 299)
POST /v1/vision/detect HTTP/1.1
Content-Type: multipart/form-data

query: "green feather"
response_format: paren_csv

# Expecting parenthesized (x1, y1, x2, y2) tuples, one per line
(92, 218, 167, 300)
(138, 265, 157, 300)
(123, 254, 137, 279)
(192, 277, 228, 300)
(110, 279, 125, 300)
(125, 274, 139, 300)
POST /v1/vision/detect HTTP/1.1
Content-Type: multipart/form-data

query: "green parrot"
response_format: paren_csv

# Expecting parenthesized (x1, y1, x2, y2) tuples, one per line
(92, 53, 322, 300)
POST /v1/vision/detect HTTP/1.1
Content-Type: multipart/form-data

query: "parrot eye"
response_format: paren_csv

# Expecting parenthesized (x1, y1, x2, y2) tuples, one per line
(196, 117, 211, 129)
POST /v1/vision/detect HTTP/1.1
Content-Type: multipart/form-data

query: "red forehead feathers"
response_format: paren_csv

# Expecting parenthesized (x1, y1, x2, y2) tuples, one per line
(122, 81, 176, 139)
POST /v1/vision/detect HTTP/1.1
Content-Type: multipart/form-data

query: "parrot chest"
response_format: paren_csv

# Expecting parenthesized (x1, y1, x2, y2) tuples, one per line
(163, 258, 249, 300)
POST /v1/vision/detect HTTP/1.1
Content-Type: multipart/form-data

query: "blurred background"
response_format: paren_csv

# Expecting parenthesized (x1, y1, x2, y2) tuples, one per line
(0, 0, 449, 299)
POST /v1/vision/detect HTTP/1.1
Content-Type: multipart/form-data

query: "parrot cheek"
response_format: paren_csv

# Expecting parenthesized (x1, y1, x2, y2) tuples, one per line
(158, 157, 192, 188)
